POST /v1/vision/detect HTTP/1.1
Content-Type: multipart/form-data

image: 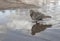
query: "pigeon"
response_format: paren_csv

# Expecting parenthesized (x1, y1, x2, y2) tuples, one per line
(30, 10, 51, 21)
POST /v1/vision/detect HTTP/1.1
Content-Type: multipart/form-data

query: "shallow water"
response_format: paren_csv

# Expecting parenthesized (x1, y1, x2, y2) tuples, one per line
(0, 7, 60, 41)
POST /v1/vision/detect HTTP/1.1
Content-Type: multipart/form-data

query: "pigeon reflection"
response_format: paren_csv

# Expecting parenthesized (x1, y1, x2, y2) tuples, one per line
(31, 22, 52, 35)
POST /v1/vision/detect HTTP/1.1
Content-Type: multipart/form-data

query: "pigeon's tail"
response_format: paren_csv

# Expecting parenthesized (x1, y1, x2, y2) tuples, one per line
(43, 16, 51, 18)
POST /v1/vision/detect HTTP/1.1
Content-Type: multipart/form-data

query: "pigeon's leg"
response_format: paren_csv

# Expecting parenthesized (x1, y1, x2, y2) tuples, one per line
(39, 18, 42, 20)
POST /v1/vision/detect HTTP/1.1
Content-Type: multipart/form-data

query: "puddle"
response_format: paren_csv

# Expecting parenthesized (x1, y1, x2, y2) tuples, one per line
(0, 8, 60, 41)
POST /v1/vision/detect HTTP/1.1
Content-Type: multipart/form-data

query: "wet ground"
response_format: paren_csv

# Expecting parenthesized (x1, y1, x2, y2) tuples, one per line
(0, 8, 60, 41)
